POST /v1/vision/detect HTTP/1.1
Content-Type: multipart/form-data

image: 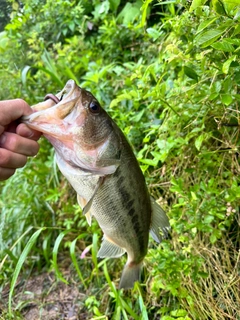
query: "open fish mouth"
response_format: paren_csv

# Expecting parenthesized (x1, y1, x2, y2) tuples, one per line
(19, 80, 85, 152)
(44, 93, 61, 104)
(21, 80, 79, 122)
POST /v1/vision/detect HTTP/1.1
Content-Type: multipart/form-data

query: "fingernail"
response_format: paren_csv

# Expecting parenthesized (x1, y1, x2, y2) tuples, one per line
(0, 133, 6, 145)
(23, 127, 34, 138)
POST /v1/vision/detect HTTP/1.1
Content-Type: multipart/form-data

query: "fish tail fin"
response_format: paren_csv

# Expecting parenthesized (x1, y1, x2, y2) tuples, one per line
(119, 261, 142, 289)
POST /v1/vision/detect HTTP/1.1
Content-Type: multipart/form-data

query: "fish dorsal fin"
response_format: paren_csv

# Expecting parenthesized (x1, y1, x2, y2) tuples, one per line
(77, 194, 92, 225)
(97, 236, 126, 258)
(150, 197, 170, 243)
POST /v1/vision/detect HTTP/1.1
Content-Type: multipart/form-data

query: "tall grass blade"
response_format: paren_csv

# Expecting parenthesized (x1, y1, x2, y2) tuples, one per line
(136, 283, 149, 319)
(91, 233, 99, 276)
(8, 227, 46, 314)
(121, 298, 139, 320)
(103, 261, 116, 293)
(0, 226, 33, 271)
(70, 233, 88, 289)
(42, 233, 51, 265)
(103, 262, 139, 320)
(40, 50, 64, 87)
(21, 65, 31, 87)
(52, 230, 70, 284)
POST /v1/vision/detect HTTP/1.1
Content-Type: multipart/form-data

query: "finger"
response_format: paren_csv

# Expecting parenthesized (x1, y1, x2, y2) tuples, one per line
(0, 99, 32, 126)
(0, 148, 27, 170)
(16, 123, 42, 141)
(0, 133, 39, 157)
(0, 167, 16, 181)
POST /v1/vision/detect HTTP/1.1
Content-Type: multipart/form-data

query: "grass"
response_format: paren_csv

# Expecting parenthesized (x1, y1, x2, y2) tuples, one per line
(183, 236, 240, 319)
(0, 0, 240, 319)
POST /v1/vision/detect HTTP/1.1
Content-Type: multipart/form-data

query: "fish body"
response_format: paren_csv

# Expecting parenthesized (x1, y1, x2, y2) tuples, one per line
(21, 80, 170, 289)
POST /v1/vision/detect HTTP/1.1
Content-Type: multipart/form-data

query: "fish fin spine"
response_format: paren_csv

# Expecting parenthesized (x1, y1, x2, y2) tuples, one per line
(150, 197, 170, 243)
(119, 261, 142, 289)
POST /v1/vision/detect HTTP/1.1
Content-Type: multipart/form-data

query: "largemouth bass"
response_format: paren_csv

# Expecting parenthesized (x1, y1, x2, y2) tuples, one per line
(21, 80, 170, 289)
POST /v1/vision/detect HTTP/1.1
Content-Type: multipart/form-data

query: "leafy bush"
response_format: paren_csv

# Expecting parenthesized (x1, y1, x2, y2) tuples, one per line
(0, 0, 239, 319)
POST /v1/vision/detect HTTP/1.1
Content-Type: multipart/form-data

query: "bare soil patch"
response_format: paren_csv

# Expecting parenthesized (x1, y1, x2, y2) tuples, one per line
(1, 271, 90, 320)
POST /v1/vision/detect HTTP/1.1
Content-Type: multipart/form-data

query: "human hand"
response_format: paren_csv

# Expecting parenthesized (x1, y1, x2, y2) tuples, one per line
(0, 99, 42, 181)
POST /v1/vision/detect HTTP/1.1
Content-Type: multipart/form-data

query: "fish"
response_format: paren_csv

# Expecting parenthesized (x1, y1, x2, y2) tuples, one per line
(21, 79, 170, 289)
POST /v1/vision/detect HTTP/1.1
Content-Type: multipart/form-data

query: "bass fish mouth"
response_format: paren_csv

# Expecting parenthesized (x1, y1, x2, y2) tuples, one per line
(44, 93, 61, 105)
(20, 80, 83, 138)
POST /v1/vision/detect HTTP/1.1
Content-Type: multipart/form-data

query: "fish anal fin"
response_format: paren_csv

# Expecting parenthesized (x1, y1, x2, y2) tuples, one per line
(150, 197, 170, 243)
(97, 236, 125, 258)
(77, 194, 92, 226)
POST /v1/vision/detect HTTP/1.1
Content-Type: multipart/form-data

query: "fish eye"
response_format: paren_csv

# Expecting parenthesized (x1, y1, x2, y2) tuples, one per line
(89, 101, 100, 114)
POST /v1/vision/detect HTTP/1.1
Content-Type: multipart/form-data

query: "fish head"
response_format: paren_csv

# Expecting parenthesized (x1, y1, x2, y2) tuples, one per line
(22, 80, 120, 174)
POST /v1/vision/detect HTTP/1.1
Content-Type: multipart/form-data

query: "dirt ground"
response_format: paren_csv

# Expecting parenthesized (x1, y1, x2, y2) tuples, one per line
(1, 271, 91, 320)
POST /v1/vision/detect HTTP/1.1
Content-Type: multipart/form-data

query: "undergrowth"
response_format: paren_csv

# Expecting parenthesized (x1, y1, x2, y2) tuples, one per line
(0, 0, 240, 319)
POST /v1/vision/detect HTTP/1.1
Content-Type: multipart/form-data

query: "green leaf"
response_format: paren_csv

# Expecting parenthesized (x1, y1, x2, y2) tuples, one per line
(183, 66, 199, 81)
(222, 55, 237, 74)
(171, 309, 188, 317)
(195, 133, 210, 150)
(211, 40, 235, 52)
(225, 38, 240, 46)
(212, 0, 228, 15)
(139, 0, 153, 28)
(219, 0, 240, 14)
(138, 157, 159, 166)
(195, 29, 224, 48)
(109, 0, 120, 12)
(130, 109, 145, 122)
(233, 23, 240, 36)
(189, 0, 208, 12)
(117, 1, 141, 25)
(0, 31, 9, 52)
(196, 17, 218, 34)
(147, 27, 161, 41)
(109, 93, 132, 108)
(221, 94, 233, 105)
(94, 1, 110, 19)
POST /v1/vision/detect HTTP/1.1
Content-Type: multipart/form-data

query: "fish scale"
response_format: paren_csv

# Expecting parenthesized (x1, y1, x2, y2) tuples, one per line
(21, 79, 170, 289)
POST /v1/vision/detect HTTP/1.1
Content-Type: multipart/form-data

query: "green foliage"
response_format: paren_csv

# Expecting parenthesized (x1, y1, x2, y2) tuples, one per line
(0, 0, 240, 319)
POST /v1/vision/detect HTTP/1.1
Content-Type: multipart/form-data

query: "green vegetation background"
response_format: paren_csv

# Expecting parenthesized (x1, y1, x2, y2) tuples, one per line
(0, 0, 239, 319)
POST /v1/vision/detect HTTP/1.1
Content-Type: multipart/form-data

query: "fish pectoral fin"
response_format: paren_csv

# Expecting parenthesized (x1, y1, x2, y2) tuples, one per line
(97, 236, 126, 258)
(95, 147, 121, 175)
(81, 176, 105, 220)
(95, 160, 121, 175)
(77, 194, 92, 225)
(77, 194, 87, 209)
(150, 197, 170, 243)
